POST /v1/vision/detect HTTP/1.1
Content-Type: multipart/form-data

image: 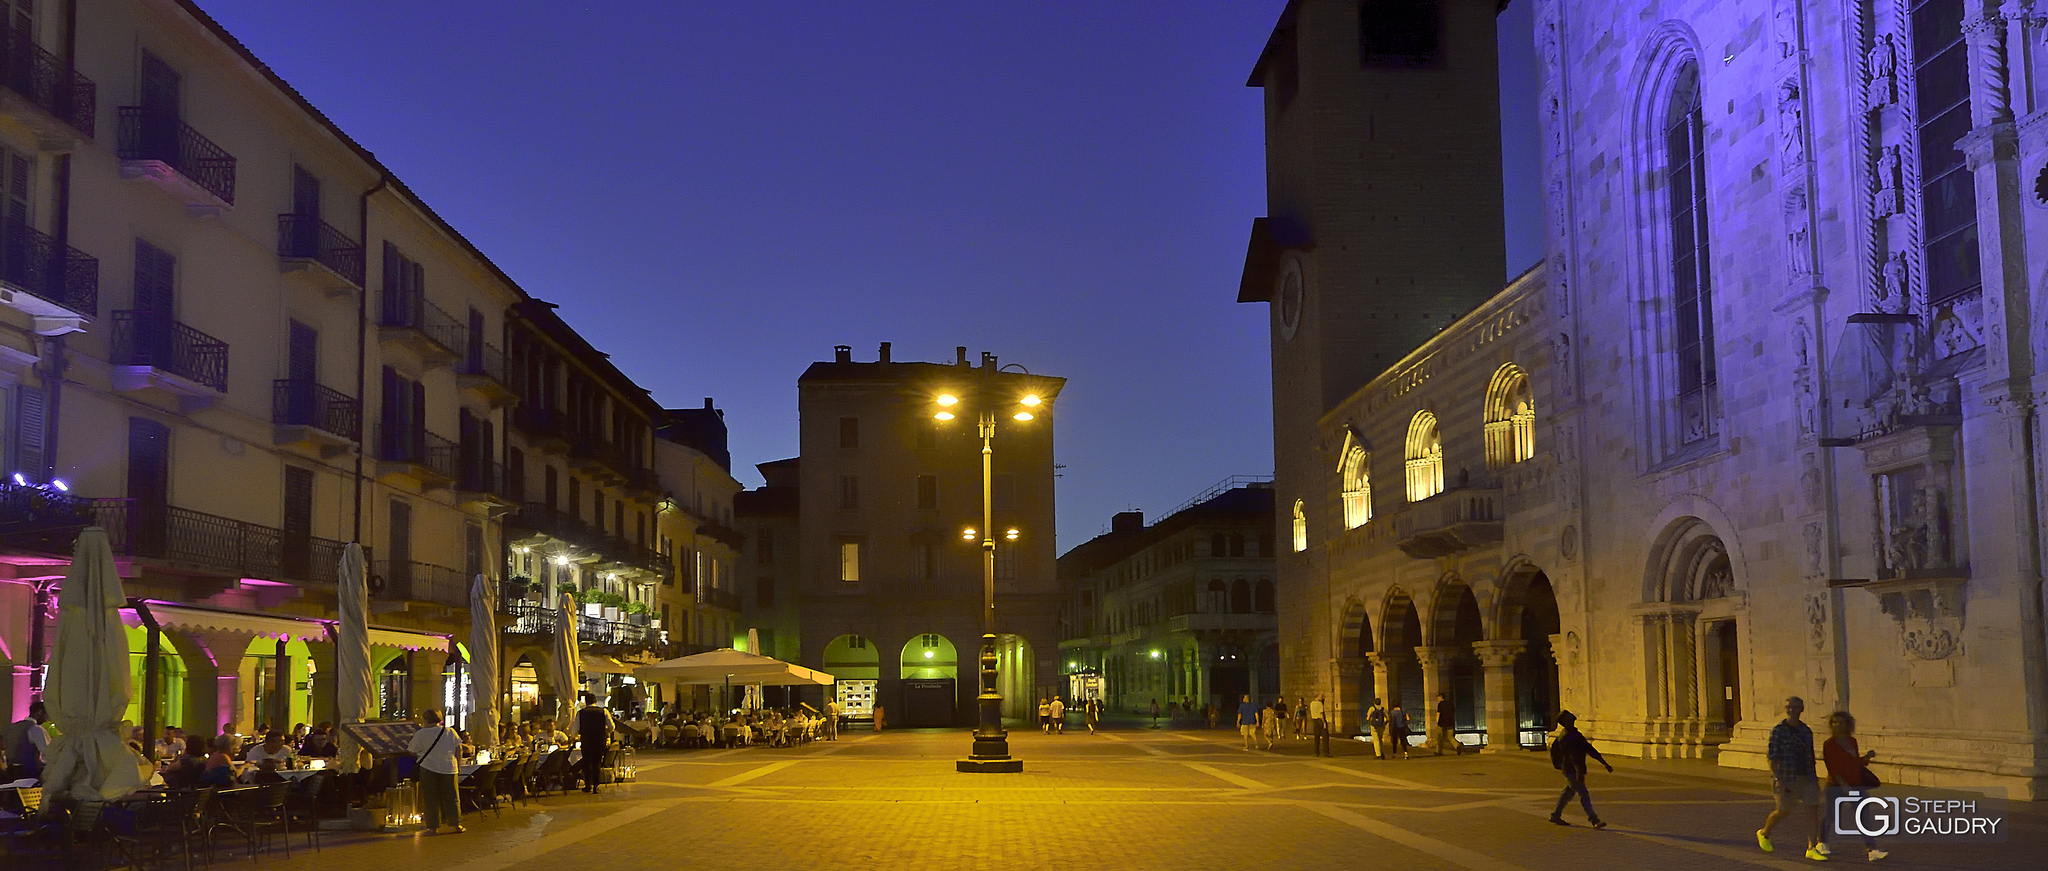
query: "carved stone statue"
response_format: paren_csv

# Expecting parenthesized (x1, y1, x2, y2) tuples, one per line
(1866, 33, 1899, 108)
(1778, 79, 1806, 168)
(1788, 224, 1812, 277)
(1794, 317, 1811, 368)
(1876, 146, 1903, 217)
(1878, 250, 1909, 313)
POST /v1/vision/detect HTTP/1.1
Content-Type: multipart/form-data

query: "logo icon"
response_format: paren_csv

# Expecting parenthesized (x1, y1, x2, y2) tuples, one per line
(1833, 790, 1902, 837)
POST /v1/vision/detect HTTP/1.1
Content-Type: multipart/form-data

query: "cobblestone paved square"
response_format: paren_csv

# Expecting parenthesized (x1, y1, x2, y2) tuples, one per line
(43, 727, 2038, 871)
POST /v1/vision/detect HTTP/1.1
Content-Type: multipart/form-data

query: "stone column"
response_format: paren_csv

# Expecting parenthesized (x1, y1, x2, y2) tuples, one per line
(1546, 632, 1568, 713)
(1413, 646, 1458, 752)
(1332, 657, 1364, 734)
(1365, 651, 1401, 708)
(1471, 640, 1527, 753)
(303, 638, 337, 726)
(182, 629, 255, 734)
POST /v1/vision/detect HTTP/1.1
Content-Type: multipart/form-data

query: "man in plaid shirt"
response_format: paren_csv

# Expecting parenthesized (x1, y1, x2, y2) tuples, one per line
(1757, 696, 1824, 860)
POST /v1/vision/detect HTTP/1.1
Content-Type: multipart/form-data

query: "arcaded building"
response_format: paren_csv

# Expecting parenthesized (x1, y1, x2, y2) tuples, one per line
(1246, 0, 2048, 796)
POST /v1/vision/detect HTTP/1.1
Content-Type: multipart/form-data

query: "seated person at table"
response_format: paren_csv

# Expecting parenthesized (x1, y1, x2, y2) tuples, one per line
(199, 737, 237, 786)
(539, 718, 570, 748)
(162, 740, 207, 788)
(246, 731, 296, 771)
(299, 722, 338, 757)
(456, 729, 477, 761)
(154, 726, 185, 761)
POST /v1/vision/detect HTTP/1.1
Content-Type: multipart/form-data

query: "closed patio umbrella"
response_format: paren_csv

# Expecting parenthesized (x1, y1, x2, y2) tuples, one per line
(40, 527, 144, 801)
(551, 590, 582, 721)
(335, 542, 374, 773)
(468, 574, 499, 751)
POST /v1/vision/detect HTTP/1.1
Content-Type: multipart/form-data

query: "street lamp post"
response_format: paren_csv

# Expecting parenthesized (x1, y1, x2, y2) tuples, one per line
(938, 380, 1041, 774)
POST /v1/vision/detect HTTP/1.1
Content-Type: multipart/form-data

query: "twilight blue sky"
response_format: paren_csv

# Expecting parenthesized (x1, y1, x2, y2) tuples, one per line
(199, 1, 1541, 549)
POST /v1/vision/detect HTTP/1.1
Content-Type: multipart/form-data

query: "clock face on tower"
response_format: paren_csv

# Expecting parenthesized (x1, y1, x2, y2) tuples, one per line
(1277, 260, 1303, 341)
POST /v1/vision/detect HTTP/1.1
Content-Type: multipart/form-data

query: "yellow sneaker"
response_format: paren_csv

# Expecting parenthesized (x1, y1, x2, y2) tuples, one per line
(1805, 846, 1828, 861)
(1757, 830, 1774, 853)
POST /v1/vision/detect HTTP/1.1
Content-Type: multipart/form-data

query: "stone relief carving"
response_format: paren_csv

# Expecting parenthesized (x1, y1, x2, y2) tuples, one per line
(1965, 15, 2010, 124)
(1877, 474, 1954, 576)
(1877, 250, 1909, 313)
(1565, 630, 1581, 668)
(1778, 79, 1806, 169)
(1560, 524, 1578, 560)
(1800, 452, 1822, 506)
(1879, 586, 1965, 660)
(1866, 33, 1899, 108)
(1805, 594, 1827, 651)
(1804, 521, 1824, 576)
(1773, 0, 1799, 58)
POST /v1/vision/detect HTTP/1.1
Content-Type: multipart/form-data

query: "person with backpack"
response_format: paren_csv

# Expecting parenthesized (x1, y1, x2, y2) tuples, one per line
(1365, 698, 1389, 759)
(1387, 704, 1411, 759)
(1548, 710, 1610, 829)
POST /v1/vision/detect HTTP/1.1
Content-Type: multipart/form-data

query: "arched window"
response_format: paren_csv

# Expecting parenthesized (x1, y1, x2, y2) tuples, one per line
(1484, 364, 1535, 466)
(1230, 578, 1251, 614)
(1404, 411, 1444, 501)
(1910, 0, 1979, 302)
(1291, 499, 1307, 552)
(1341, 446, 1372, 528)
(1210, 532, 1226, 557)
(1666, 60, 1718, 445)
(1206, 579, 1227, 613)
(1254, 579, 1275, 613)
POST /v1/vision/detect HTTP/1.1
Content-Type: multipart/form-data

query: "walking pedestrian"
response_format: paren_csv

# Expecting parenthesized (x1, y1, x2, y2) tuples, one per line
(1310, 693, 1331, 757)
(1049, 697, 1066, 734)
(577, 693, 616, 794)
(1038, 698, 1051, 734)
(1085, 698, 1101, 734)
(1295, 697, 1310, 739)
(1365, 698, 1389, 759)
(1236, 694, 1261, 750)
(1821, 711, 1887, 862)
(872, 704, 885, 732)
(1547, 710, 1610, 828)
(1388, 704, 1411, 759)
(824, 700, 839, 741)
(1434, 692, 1457, 755)
(1273, 696, 1287, 740)
(406, 709, 463, 834)
(1149, 698, 1160, 728)
(1758, 696, 1825, 861)
(1206, 703, 1219, 729)
(1258, 699, 1277, 749)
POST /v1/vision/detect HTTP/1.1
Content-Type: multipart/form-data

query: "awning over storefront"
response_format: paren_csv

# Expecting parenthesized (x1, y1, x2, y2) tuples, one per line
(580, 652, 634, 675)
(115, 601, 450, 652)
(125, 602, 327, 642)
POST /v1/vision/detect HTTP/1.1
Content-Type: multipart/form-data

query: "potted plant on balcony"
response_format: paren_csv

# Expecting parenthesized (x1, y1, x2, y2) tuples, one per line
(504, 574, 533, 602)
(626, 601, 651, 626)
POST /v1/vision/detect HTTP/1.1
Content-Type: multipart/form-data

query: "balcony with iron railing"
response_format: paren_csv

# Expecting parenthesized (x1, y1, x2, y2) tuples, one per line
(376, 291, 462, 364)
(505, 501, 671, 582)
(276, 214, 364, 292)
(511, 406, 569, 452)
(271, 378, 360, 452)
(116, 107, 235, 207)
(373, 424, 458, 487)
(456, 340, 516, 406)
(455, 454, 515, 510)
(110, 309, 228, 396)
(1389, 484, 1504, 559)
(705, 588, 743, 612)
(370, 558, 466, 607)
(0, 219, 96, 325)
(0, 25, 94, 141)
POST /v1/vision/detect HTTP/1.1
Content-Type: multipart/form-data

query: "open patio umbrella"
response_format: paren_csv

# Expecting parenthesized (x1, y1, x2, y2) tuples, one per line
(335, 542, 374, 774)
(551, 590, 582, 721)
(468, 574, 499, 751)
(40, 527, 144, 801)
(634, 648, 835, 686)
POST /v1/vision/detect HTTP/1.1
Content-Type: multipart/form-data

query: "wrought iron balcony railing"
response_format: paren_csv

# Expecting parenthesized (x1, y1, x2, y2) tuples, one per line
(706, 588, 743, 612)
(459, 340, 506, 384)
(456, 454, 505, 497)
(111, 309, 228, 392)
(116, 107, 235, 204)
(377, 289, 463, 353)
(276, 214, 364, 286)
(271, 378, 361, 441)
(0, 220, 96, 316)
(374, 424, 459, 481)
(370, 558, 466, 606)
(0, 26, 94, 137)
(503, 598, 557, 635)
(512, 406, 565, 441)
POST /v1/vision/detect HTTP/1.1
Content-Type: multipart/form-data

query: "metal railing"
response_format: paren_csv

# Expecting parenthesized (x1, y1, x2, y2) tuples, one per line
(503, 599, 557, 635)
(706, 588, 742, 612)
(0, 220, 96, 315)
(271, 378, 361, 441)
(459, 340, 507, 385)
(377, 289, 463, 353)
(513, 406, 565, 440)
(0, 26, 94, 136)
(371, 558, 466, 606)
(457, 454, 504, 496)
(111, 309, 228, 392)
(374, 424, 459, 480)
(115, 107, 235, 203)
(507, 502, 672, 582)
(276, 214, 364, 286)
(281, 534, 359, 585)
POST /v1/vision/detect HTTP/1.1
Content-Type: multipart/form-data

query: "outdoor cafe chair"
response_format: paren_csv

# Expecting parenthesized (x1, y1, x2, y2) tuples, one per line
(107, 791, 201, 871)
(1, 785, 47, 857)
(282, 772, 329, 852)
(459, 761, 502, 817)
(208, 784, 290, 862)
(533, 749, 571, 796)
(501, 755, 536, 808)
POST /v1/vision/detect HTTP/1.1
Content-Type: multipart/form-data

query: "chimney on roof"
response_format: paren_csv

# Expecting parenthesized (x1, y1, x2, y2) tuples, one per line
(1111, 511, 1145, 534)
(956, 346, 969, 367)
(878, 342, 891, 363)
(833, 345, 852, 364)
(981, 351, 997, 371)
(703, 397, 713, 409)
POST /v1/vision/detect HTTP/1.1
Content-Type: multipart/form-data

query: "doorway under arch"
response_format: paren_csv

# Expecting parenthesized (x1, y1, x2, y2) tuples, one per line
(1428, 579, 1485, 741)
(1500, 567, 1562, 744)
(823, 634, 881, 722)
(1381, 589, 1424, 710)
(900, 634, 958, 680)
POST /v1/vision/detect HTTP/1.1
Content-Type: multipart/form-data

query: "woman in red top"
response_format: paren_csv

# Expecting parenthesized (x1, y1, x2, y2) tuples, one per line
(1822, 711, 1887, 862)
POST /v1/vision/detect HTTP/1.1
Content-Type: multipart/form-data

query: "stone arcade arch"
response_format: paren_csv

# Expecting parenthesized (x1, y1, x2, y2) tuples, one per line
(822, 634, 882, 722)
(1374, 588, 1426, 729)
(1336, 598, 1375, 733)
(898, 634, 959, 727)
(1494, 562, 1564, 750)
(1423, 576, 1485, 751)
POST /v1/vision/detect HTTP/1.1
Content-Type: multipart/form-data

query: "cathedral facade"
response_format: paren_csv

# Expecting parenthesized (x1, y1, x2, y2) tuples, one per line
(1247, 0, 2048, 797)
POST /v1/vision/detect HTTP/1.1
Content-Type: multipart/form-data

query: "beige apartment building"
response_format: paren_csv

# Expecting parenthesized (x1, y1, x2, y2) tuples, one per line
(1056, 480, 1277, 715)
(0, 0, 727, 737)
(738, 343, 1062, 725)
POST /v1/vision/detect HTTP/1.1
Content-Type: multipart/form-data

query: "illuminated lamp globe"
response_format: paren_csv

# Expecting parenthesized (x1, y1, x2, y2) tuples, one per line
(1020, 395, 1041, 407)
(937, 394, 959, 407)
(934, 411, 956, 421)
(1013, 411, 1034, 422)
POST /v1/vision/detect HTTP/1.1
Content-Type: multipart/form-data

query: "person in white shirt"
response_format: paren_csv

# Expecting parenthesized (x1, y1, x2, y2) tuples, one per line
(244, 732, 297, 771)
(1310, 693, 1332, 757)
(153, 726, 185, 762)
(406, 710, 463, 834)
(824, 701, 840, 741)
(1048, 698, 1066, 735)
